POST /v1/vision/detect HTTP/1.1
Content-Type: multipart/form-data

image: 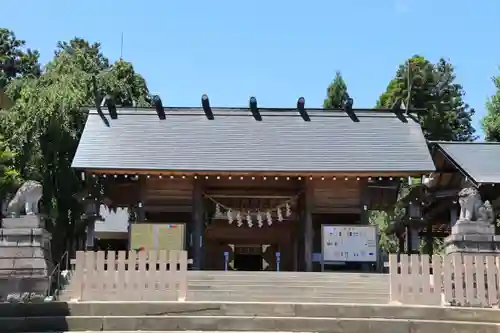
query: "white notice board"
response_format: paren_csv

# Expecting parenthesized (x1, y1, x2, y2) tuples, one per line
(322, 225, 378, 262)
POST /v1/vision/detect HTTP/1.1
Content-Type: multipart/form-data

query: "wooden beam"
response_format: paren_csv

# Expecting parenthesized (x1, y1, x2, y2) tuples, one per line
(144, 205, 192, 213)
(209, 194, 293, 199)
(431, 188, 459, 199)
(85, 169, 432, 178)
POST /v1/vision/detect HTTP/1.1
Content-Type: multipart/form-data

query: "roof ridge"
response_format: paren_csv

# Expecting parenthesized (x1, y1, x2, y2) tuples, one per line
(432, 141, 500, 145)
(87, 108, 420, 119)
(84, 106, 421, 113)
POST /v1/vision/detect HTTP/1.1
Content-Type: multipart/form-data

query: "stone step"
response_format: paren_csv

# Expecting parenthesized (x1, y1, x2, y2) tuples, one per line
(1, 216, 44, 229)
(0, 245, 50, 258)
(185, 287, 388, 295)
(185, 278, 389, 282)
(187, 278, 390, 282)
(74, 293, 388, 303)
(64, 288, 388, 303)
(186, 276, 388, 282)
(1, 315, 499, 333)
(188, 281, 389, 292)
(187, 277, 388, 283)
(57, 296, 388, 304)
(2, 302, 500, 322)
(187, 271, 388, 278)
(188, 296, 388, 304)
(32, 331, 315, 333)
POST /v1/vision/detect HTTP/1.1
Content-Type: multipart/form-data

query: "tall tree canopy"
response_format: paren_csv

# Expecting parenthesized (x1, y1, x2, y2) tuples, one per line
(324, 71, 349, 109)
(482, 73, 500, 142)
(377, 55, 477, 141)
(0, 28, 41, 88)
(1, 35, 150, 257)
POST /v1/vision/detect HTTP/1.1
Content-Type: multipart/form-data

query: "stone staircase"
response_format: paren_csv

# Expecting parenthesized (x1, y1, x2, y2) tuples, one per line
(185, 271, 389, 303)
(2, 300, 500, 332)
(60, 271, 390, 303)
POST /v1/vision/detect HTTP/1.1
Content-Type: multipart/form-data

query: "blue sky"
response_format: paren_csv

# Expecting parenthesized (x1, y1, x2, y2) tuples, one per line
(3, 1, 498, 138)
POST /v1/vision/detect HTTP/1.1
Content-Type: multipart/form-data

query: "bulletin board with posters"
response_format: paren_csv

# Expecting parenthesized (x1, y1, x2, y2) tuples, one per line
(321, 224, 378, 264)
(130, 223, 185, 251)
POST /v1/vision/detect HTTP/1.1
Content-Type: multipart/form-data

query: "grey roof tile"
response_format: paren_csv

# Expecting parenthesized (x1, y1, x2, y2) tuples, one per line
(72, 108, 435, 173)
(434, 142, 500, 184)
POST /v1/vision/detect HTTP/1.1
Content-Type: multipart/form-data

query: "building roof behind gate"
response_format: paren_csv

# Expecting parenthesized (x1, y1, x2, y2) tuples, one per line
(432, 141, 500, 184)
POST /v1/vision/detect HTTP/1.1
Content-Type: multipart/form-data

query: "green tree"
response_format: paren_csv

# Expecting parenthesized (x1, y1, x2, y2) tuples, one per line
(377, 55, 477, 141)
(0, 28, 41, 88)
(324, 71, 349, 109)
(2, 37, 150, 258)
(0, 136, 20, 200)
(482, 73, 500, 142)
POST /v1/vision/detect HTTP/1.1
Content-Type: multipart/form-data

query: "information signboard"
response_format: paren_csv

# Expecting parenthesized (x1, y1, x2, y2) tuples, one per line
(130, 223, 185, 251)
(321, 224, 378, 262)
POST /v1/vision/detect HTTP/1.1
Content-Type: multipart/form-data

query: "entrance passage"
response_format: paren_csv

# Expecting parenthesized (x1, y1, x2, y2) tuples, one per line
(234, 253, 262, 271)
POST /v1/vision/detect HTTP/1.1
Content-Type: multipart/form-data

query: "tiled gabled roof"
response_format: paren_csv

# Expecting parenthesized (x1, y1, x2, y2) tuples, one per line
(433, 141, 500, 184)
(72, 108, 435, 174)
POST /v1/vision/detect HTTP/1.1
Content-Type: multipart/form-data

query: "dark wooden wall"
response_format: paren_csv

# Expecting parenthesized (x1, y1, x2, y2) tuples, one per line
(103, 176, 366, 270)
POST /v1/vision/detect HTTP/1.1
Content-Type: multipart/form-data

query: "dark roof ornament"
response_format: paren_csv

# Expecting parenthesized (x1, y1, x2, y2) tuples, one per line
(343, 93, 354, 113)
(102, 95, 117, 119)
(91, 76, 110, 127)
(297, 97, 310, 121)
(249, 96, 262, 121)
(342, 93, 359, 122)
(146, 95, 165, 120)
(201, 94, 214, 120)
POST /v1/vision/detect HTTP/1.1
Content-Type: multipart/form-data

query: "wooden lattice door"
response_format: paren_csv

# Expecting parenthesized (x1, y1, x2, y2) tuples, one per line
(261, 244, 278, 271)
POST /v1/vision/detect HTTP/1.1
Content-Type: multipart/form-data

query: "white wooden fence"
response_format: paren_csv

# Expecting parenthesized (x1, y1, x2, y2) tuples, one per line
(390, 254, 500, 307)
(71, 250, 190, 301)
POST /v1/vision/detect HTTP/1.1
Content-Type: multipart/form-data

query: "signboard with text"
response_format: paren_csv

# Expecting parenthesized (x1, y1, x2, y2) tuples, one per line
(321, 225, 378, 262)
(130, 223, 185, 251)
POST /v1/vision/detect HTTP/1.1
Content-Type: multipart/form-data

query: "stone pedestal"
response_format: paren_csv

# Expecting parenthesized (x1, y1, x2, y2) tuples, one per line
(0, 215, 53, 302)
(444, 220, 500, 255)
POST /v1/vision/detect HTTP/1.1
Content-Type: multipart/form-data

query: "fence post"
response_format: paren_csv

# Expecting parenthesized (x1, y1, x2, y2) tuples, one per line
(71, 251, 85, 301)
(177, 251, 188, 302)
(389, 254, 399, 303)
(431, 254, 443, 305)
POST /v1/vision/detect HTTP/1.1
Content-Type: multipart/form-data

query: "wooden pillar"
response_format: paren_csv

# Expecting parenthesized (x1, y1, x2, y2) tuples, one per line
(450, 205, 458, 227)
(303, 179, 313, 272)
(398, 232, 404, 254)
(405, 226, 412, 254)
(424, 221, 433, 255)
(85, 219, 95, 250)
(192, 179, 204, 270)
(360, 180, 370, 271)
(137, 176, 146, 222)
(359, 180, 370, 224)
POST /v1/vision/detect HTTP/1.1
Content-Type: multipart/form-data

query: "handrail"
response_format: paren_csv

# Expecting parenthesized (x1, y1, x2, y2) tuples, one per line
(47, 251, 69, 298)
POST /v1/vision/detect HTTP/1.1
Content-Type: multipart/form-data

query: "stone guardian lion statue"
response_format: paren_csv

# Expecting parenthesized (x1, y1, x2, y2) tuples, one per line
(478, 200, 495, 224)
(458, 187, 495, 224)
(458, 187, 481, 221)
(6, 181, 43, 217)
